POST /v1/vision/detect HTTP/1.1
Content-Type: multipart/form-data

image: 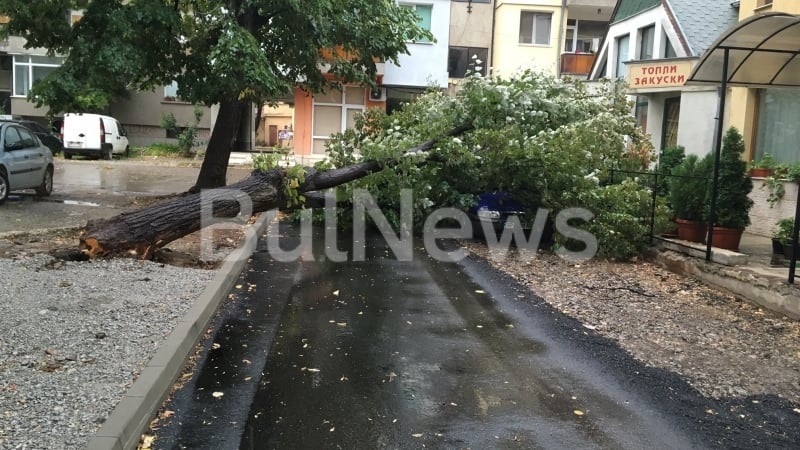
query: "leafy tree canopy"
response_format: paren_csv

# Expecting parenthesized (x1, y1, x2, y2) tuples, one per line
(0, 0, 431, 114)
(321, 71, 670, 260)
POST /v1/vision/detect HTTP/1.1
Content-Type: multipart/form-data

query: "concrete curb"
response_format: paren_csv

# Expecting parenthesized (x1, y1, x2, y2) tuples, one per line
(648, 247, 800, 320)
(86, 213, 274, 450)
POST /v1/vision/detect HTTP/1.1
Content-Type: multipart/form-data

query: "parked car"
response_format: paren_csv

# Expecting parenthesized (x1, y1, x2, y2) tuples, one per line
(0, 122, 54, 204)
(61, 113, 130, 160)
(467, 192, 528, 237)
(0, 117, 63, 155)
(466, 192, 556, 246)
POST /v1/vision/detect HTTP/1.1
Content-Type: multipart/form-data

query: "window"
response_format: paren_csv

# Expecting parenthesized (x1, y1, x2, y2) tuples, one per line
(519, 11, 552, 46)
(615, 34, 629, 78)
(664, 35, 677, 58)
(3, 126, 35, 149)
(164, 81, 180, 101)
(662, 97, 680, 150)
(312, 86, 366, 154)
(448, 47, 488, 78)
(4, 126, 21, 149)
(755, 88, 800, 164)
(564, 20, 606, 53)
(639, 25, 655, 60)
(12, 55, 62, 97)
(635, 97, 649, 133)
(17, 126, 36, 148)
(402, 4, 432, 43)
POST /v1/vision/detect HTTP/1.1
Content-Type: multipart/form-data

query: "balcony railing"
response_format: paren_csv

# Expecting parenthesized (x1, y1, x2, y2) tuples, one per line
(560, 53, 596, 76)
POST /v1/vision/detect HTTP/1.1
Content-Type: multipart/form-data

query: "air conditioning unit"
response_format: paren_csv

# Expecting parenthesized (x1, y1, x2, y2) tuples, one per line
(369, 87, 386, 102)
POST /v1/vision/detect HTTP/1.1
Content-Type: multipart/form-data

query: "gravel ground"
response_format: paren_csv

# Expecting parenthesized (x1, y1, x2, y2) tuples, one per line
(462, 241, 800, 408)
(0, 255, 215, 449)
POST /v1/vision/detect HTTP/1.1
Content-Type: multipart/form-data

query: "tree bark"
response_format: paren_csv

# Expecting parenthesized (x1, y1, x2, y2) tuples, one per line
(191, 97, 247, 192)
(80, 124, 473, 259)
(190, 3, 260, 192)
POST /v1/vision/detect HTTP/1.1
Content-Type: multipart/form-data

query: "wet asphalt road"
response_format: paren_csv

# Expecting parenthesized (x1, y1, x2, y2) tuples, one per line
(154, 222, 711, 450)
(0, 160, 251, 233)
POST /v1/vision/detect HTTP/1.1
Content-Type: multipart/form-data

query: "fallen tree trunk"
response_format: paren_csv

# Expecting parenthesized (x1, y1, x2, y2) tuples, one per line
(80, 124, 472, 259)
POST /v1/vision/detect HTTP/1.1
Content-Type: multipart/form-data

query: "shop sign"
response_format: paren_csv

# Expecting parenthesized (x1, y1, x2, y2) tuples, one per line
(628, 61, 693, 88)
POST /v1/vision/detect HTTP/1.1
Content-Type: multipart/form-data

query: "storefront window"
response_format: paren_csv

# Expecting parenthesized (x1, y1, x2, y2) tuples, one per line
(755, 88, 800, 164)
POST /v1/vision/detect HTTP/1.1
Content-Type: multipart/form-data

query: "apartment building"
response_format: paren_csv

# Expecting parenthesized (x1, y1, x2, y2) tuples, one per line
(492, 0, 614, 79)
(0, 12, 212, 149)
(287, 0, 617, 160)
(291, 0, 452, 162)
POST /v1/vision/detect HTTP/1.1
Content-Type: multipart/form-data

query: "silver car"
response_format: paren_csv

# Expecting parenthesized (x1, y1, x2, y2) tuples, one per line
(0, 122, 54, 204)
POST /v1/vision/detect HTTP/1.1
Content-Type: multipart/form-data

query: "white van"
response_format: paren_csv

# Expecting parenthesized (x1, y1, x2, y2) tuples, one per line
(61, 113, 130, 160)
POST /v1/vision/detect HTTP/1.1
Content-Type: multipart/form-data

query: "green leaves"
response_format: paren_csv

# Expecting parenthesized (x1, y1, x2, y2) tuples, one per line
(324, 71, 658, 259)
(0, 0, 429, 113)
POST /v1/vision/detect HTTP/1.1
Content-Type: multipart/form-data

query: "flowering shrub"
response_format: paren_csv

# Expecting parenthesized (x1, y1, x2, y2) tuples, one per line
(325, 71, 659, 259)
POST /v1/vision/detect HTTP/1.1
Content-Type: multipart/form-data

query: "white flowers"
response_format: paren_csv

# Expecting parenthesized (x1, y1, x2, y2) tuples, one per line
(452, 137, 462, 145)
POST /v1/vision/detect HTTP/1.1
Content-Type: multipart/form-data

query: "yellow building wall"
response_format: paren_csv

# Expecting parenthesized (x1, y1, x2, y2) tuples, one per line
(730, 0, 800, 159)
(493, 1, 566, 77)
(737, 0, 800, 19)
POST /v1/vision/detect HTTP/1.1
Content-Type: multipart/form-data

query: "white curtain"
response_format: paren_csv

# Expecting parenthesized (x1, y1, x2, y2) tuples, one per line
(756, 88, 800, 164)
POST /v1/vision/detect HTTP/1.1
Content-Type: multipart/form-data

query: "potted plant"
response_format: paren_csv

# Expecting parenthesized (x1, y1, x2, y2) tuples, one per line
(749, 152, 775, 177)
(668, 153, 711, 242)
(657, 146, 685, 237)
(773, 217, 797, 259)
(705, 127, 753, 251)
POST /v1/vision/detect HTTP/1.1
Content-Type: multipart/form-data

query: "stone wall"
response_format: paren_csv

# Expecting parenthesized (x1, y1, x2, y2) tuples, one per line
(746, 178, 799, 237)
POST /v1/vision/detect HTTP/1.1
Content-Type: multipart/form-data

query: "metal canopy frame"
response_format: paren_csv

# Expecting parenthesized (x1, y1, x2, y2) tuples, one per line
(686, 12, 800, 283)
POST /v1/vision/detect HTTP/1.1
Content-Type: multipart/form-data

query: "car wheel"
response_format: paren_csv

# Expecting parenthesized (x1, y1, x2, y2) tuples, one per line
(0, 169, 8, 205)
(64, 152, 73, 160)
(35, 166, 53, 197)
(124, 145, 130, 158)
(103, 147, 112, 160)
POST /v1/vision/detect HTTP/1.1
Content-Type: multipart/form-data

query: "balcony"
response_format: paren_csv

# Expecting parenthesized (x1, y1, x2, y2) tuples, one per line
(560, 53, 596, 76)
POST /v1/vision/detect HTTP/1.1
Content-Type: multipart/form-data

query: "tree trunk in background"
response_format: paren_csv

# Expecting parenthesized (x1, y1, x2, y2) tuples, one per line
(191, 97, 248, 192)
(190, 3, 262, 193)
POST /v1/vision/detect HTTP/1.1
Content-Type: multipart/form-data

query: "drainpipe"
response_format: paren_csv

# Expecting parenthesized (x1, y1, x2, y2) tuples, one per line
(490, 1, 497, 77)
(556, 0, 566, 76)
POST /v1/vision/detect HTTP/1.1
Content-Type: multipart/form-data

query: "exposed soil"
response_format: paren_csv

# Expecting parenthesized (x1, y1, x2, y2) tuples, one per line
(0, 222, 247, 269)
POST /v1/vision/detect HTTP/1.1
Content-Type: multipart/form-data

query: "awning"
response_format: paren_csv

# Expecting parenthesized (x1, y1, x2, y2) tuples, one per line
(687, 12, 800, 88)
